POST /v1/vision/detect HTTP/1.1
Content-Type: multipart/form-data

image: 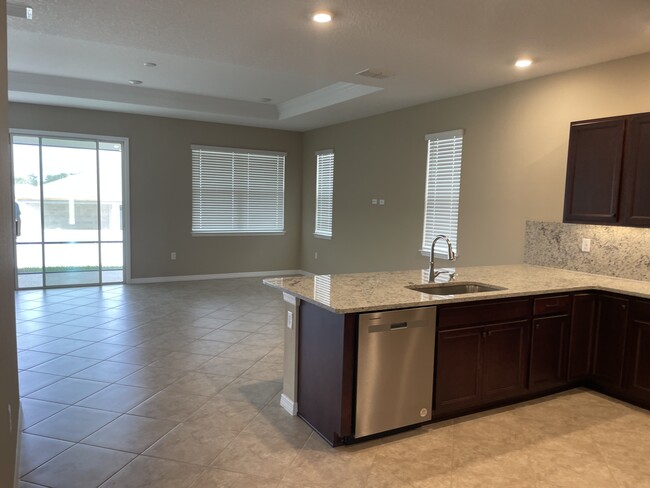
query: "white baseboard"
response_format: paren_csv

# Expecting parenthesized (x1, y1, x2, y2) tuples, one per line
(14, 401, 22, 488)
(129, 269, 308, 284)
(280, 393, 297, 416)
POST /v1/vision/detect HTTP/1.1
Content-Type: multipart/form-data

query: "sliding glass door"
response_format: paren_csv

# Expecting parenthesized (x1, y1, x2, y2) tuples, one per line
(11, 132, 128, 289)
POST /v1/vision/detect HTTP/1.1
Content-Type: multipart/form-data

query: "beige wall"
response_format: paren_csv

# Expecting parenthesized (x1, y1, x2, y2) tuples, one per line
(0, 5, 20, 486)
(301, 52, 650, 274)
(8, 104, 303, 279)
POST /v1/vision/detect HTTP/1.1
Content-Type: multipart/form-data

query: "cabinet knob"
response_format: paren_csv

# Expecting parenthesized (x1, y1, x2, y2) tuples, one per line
(622, 304, 627, 310)
(482, 331, 487, 339)
(535, 323, 540, 329)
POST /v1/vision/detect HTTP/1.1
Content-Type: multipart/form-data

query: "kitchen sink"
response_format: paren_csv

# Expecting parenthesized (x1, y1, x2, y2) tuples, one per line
(406, 282, 506, 295)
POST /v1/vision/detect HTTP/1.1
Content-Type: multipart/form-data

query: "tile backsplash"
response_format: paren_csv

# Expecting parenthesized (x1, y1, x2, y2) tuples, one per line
(524, 220, 650, 281)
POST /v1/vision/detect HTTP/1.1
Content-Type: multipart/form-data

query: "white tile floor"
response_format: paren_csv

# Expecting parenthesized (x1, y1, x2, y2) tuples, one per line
(15, 278, 650, 487)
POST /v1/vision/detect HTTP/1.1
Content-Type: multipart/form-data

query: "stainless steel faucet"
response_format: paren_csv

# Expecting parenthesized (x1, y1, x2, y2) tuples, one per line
(429, 235, 457, 282)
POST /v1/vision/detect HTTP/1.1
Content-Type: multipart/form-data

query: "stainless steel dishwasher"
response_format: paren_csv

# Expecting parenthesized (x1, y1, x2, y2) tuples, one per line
(355, 306, 436, 438)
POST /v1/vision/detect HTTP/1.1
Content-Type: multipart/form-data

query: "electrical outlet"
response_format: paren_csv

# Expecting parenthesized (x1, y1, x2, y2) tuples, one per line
(171, 252, 177, 260)
(581, 238, 591, 252)
(287, 310, 293, 329)
(379, 199, 385, 205)
(314, 251, 318, 260)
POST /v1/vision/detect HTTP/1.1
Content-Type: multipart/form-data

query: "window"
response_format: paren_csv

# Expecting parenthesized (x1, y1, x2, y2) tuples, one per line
(421, 129, 463, 258)
(315, 149, 334, 238)
(191, 145, 285, 234)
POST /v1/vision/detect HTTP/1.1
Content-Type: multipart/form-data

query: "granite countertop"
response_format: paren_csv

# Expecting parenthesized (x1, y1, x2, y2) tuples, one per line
(263, 264, 650, 313)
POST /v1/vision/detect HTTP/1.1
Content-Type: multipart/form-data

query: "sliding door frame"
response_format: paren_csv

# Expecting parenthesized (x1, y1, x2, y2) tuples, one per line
(9, 129, 131, 288)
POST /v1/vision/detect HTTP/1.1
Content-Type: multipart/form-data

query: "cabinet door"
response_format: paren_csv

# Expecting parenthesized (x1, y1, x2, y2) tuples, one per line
(593, 295, 629, 387)
(529, 315, 569, 390)
(624, 301, 650, 402)
(621, 113, 650, 227)
(435, 327, 482, 411)
(563, 118, 625, 224)
(568, 293, 597, 380)
(482, 320, 530, 401)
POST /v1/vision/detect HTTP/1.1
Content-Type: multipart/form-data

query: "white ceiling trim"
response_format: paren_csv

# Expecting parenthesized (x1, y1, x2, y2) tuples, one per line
(8, 71, 279, 120)
(278, 82, 383, 120)
(9, 72, 385, 125)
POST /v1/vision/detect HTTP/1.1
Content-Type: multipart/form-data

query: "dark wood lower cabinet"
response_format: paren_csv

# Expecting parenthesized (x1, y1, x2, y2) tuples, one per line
(435, 319, 530, 412)
(297, 301, 355, 446)
(624, 300, 650, 403)
(593, 295, 629, 387)
(436, 327, 482, 411)
(482, 320, 530, 401)
(294, 292, 650, 444)
(529, 315, 569, 390)
(568, 293, 597, 380)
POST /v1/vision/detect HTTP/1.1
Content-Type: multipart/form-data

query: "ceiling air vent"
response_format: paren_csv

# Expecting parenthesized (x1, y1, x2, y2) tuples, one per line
(7, 3, 33, 19)
(356, 68, 393, 80)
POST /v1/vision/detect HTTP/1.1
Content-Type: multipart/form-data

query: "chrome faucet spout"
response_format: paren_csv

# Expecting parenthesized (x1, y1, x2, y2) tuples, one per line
(429, 234, 457, 282)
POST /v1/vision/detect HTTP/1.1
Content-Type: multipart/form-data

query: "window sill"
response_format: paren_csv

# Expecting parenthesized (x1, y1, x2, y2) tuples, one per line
(192, 232, 286, 237)
(314, 233, 332, 240)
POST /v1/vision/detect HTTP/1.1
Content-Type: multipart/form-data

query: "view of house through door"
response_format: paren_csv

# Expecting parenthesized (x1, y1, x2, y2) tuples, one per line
(11, 131, 129, 289)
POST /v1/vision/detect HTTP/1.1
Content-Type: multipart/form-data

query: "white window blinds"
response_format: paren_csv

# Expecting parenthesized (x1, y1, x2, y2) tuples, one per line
(421, 129, 464, 258)
(191, 145, 286, 234)
(315, 150, 334, 238)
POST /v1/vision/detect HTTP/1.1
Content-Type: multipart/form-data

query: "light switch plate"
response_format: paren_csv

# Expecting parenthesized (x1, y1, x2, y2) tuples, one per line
(581, 238, 591, 252)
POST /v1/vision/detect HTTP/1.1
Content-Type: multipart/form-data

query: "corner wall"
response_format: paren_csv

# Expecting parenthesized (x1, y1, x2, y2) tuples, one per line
(8, 104, 303, 280)
(301, 52, 650, 274)
(0, 5, 20, 486)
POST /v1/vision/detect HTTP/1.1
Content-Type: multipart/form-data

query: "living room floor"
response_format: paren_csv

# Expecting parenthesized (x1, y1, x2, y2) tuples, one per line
(14, 278, 650, 487)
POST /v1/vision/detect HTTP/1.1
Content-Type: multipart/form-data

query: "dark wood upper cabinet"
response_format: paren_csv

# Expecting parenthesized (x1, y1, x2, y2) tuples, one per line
(564, 118, 625, 223)
(564, 112, 650, 227)
(621, 114, 650, 227)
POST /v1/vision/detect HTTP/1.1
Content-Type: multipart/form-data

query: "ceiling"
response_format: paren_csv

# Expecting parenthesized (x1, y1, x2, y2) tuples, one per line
(7, 0, 650, 131)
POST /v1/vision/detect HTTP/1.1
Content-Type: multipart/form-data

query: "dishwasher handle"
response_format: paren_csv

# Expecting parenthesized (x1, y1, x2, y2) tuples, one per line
(367, 320, 432, 333)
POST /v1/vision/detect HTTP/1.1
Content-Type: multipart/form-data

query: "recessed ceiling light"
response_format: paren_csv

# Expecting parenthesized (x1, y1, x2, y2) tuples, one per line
(312, 11, 333, 23)
(143, 62, 157, 67)
(515, 58, 533, 69)
(128, 80, 143, 85)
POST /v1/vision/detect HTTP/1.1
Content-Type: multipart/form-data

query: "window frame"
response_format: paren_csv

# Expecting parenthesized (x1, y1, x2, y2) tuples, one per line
(191, 144, 286, 236)
(420, 129, 464, 259)
(314, 149, 334, 239)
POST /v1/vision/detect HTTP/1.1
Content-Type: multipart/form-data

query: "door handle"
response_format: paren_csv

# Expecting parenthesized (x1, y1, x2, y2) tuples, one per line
(390, 322, 408, 330)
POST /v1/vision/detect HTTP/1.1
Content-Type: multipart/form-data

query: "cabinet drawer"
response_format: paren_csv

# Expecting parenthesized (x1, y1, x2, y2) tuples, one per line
(438, 299, 530, 330)
(632, 299, 650, 323)
(533, 295, 571, 316)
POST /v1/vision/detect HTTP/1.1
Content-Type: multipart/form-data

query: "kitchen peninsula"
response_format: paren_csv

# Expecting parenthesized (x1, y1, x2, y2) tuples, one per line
(264, 264, 650, 446)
